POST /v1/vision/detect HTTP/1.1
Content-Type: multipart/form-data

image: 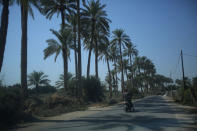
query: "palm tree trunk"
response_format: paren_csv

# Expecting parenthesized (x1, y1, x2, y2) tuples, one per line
(77, 0, 82, 97)
(119, 41, 125, 94)
(74, 27, 78, 97)
(60, 10, 68, 91)
(74, 44, 78, 77)
(112, 75, 116, 93)
(74, 26, 78, 77)
(21, 5, 28, 98)
(87, 20, 95, 78)
(0, 0, 9, 72)
(107, 57, 112, 98)
(87, 48, 92, 78)
(62, 49, 68, 91)
(95, 37, 98, 78)
(114, 60, 118, 94)
(129, 54, 134, 88)
(61, 9, 65, 27)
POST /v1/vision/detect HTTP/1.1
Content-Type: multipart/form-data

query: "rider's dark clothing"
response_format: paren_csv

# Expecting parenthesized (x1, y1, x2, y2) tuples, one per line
(125, 92, 133, 107)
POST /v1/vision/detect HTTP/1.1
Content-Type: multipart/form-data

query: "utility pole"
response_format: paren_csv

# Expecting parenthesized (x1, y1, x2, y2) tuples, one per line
(181, 50, 186, 102)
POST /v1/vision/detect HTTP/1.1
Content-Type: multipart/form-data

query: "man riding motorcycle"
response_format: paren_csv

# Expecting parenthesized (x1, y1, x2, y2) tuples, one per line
(124, 89, 134, 112)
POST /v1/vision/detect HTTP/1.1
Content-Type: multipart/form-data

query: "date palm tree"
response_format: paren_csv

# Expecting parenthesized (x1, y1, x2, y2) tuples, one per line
(109, 45, 119, 92)
(99, 37, 113, 98)
(67, 12, 78, 77)
(82, 0, 110, 78)
(111, 29, 131, 93)
(44, 28, 73, 91)
(28, 71, 50, 91)
(0, 0, 14, 72)
(76, 0, 82, 98)
(40, 0, 76, 27)
(16, 0, 39, 97)
(123, 42, 138, 88)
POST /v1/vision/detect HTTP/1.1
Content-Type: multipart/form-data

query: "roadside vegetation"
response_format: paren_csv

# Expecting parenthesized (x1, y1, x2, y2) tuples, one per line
(169, 77, 197, 106)
(0, 0, 196, 130)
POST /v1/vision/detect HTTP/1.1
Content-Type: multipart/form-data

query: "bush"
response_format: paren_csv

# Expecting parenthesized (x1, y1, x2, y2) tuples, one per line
(82, 76, 106, 102)
(0, 87, 25, 130)
(28, 86, 56, 94)
(108, 99, 118, 105)
(183, 89, 193, 104)
(25, 92, 86, 117)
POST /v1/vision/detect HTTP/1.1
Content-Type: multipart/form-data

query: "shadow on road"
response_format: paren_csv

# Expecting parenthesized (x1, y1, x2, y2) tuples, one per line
(16, 96, 197, 131)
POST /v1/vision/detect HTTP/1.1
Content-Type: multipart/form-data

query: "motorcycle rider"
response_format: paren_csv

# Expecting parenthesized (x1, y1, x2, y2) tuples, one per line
(124, 88, 133, 110)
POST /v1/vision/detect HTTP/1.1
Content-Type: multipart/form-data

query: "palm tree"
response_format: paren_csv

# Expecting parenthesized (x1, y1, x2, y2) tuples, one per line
(94, 24, 110, 78)
(55, 72, 73, 88)
(110, 69, 118, 94)
(44, 28, 73, 91)
(133, 56, 156, 95)
(28, 71, 50, 91)
(123, 42, 138, 87)
(111, 29, 131, 93)
(76, 0, 82, 98)
(122, 59, 129, 82)
(109, 45, 119, 92)
(16, 0, 39, 97)
(67, 12, 78, 77)
(82, 0, 110, 78)
(99, 38, 112, 98)
(0, 0, 14, 72)
(40, 0, 76, 27)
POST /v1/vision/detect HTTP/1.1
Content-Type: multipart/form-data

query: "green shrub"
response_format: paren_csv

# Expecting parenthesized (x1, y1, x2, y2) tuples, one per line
(0, 87, 24, 129)
(83, 76, 106, 102)
(28, 86, 56, 94)
(183, 89, 193, 104)
(24, 92, 86, 117)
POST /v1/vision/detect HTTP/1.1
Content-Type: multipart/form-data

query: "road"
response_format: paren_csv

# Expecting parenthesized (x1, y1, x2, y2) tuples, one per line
(17, 96, 197, 131)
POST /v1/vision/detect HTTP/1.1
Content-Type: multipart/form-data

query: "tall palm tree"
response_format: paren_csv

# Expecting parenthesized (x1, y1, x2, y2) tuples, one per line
(28, 71, 50, 90)
(16, 0, 39, 97)
(44, 28, 73, 91)
(122, 59, 129, 82)
(67, 12, 78, 77)
(40, 0, 76, 27)
(133, 56, 156, 95)
(76, 0, 82, 98)
(94, 24, 110, 78)
(0, 0, 14, 72)
(82, 0, 110, 78)
(109, 45, 119, 92)
(123, 42, 138, 88)
(99, 38, 112, 98)
(111, 29, 131, 93)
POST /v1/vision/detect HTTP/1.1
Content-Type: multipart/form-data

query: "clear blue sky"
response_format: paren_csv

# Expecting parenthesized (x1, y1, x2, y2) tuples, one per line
(0, 0, 197, 85)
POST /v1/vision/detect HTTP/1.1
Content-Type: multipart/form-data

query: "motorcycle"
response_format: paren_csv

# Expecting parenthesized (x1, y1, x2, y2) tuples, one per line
(124, 100, 135, 112)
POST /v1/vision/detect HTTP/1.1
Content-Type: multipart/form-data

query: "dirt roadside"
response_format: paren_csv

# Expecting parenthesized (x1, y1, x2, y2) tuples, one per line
(11, 104, 118, 131)
(11, 98, 142, 131)
(163, 96, 197, 129)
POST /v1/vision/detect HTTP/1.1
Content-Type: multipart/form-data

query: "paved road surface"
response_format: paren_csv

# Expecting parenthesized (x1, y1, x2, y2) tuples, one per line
(19, 96, 197, 131)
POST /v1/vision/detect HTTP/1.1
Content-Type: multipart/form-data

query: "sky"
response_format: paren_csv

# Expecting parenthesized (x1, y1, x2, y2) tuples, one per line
(0, 0, 197, 86)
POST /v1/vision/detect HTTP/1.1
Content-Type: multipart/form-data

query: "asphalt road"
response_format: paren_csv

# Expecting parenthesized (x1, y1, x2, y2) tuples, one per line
(35, 96, 196, 131)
